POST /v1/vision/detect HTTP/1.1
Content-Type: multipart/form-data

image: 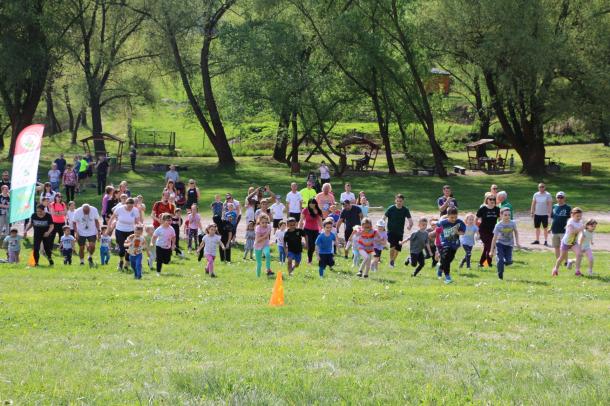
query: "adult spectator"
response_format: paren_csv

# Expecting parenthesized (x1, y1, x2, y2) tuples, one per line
(62, 164, 77, 202)
(299, 180, 317, 208)
(305, 171, 320, 193)
(496, 191, 513, 219)
(489, 184, 498, 197)
(437, 185, 458, 216)
(49, 193, 67, 244)
(335, 200, 363, 258)
(118, 180, 131, 197)
(319, 161, 331, 185)
(151, 192, 175, 228)
(185, 179, 200, 209)
(286, 182, 303, 222)
(48, 163, 61, 192)
(476, 193, 500, 267)
(164, 180, 178, 200)
(25, 204, 54, 266)
(129, 144, 137, 171)
(109, 197, 141, 270)
(0, 171, 10, 189)
(54, 153, 67, 176)
(550, 191, 571, 259)
(40, 182, 56, 203)
(77, 155, 89, 192)
(85, 153, 94, 179)
(95, 155, 109, 195)
(340, 183, 356, 204)
(101, 185, 115, 225)
(316, 183, 336, 219)
(383, 193, 413, 268)
(299, 198, 323, 264)
(73, 203, 101, 267)
(530, 183, 552, 245)
(0, 185, 10, 239)
(165, 164, 180, 183)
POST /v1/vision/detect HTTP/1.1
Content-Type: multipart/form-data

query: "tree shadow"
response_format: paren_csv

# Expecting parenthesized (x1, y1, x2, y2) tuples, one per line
(159, 273, 184, 278)
(585, 274, 610, 283)
(457, 272, 480, 278)
(510, 279, 549, 286)
(369, 277, 398, 284)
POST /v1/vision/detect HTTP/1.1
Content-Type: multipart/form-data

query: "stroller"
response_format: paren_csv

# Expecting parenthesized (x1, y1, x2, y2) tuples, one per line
(175, 181, 186, 208)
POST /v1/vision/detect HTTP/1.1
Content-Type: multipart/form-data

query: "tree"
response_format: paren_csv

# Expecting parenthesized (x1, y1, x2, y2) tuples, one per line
(64, 0, 152, 154)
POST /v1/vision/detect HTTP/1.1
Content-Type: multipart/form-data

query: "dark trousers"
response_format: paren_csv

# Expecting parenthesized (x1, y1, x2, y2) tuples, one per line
(220, 234, 231, 262)
(64, 185, 75, 202)
(130, 157, 136, 171)
(289, 212, 301, 222)
(479, 228, 493, 266)
(156, 246, 172, 272)
(197, 234, 204, 262)
(304, 229, 319, 263)
(52, 222, 64, 244)
(460, 244, 473, 268)
(62, 248, 73, 264)
(97, 175, 107, 195)
(496, 243, 513, 279)
(439, 246, 458, 276)
(409, 252, 426, 275)
(115, 230, 133, 264)
(33, 234, 53, 264)
(172, 224, 182, 255)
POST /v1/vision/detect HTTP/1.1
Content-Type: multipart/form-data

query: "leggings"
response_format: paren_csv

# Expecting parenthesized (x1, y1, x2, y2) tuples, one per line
(115, 230, 133, 264)
(479, 228, 493, 266)
(64, 185, 75, 202)
(52, 222, 65, 244)
(358, 249, 373, 276)
(255, 246, 271, 277)
(582, 248, 594, 271)
(33, 234, 53, 264)
(205, 254, 216, 275)
(187, 228, 198, 250)
(410, 252, 426, 276)
(460, 244, 473, 268)
(278, 246, 286, 263)
(304, 229, 319, 263)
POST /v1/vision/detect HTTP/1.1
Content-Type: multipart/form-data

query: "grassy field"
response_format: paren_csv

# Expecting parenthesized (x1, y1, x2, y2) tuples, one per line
(29, 137, 610, 214)
(0, 246, 609, 403)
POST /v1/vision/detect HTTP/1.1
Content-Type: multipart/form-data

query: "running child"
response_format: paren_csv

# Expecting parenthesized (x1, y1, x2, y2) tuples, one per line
(124, 225, 146, 279)
(437, 208, 466, 284)
(579, 219, 597, 275)
(243, 220, 255, 260)
(284, 217, 306, 276)
(171, 207, 184, 258)
(2, 228, 22, 263)
(186, 204, 202, 253)
(66, 201, 76, 235)
(144, 225, 155, 270)
(552, 207, 585, 277)
(275, 220, 287, 265)
(459, 213, 478, 269)
(151, 213, 176, 276)
(315, 218, 337, 277)
(60, 225, 76, 265)
(99, 225, 111, 265)
(347, 225, 362, 268)
(196, 223, 225, 278)
(401, 218, 430, 277)
(490, 208, 520, 280)
(254, 214, 274, 277)
(356, 218, 380, 278)
(371, 219, 388, 272)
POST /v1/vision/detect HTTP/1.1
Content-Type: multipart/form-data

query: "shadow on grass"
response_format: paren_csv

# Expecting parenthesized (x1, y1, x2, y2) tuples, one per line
(160, 273, 185, 278)
(585, 275, 610, 283)
(370, 277, 398, 285)
(510, 279, 550, 286)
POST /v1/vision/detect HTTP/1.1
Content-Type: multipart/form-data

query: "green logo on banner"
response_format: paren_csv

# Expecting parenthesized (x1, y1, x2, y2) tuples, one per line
(9, 185, 35, 223)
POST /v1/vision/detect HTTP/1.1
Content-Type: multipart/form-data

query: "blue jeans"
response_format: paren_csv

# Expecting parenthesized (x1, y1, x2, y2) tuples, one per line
(100, 246, 110, 265)
(278, 246, 286, 263)
(50, 181, 60, 192)
(496, 243, 513, 279)
(130, 253, 143, 279)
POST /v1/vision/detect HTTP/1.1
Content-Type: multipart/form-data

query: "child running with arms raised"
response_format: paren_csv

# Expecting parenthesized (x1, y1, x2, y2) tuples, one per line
(196, 223, 225, 278)
(315, 218, 337, 277)
(490, 208, 520, 280)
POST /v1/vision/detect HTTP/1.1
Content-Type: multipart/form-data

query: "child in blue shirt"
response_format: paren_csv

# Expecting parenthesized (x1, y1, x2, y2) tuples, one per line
(459, 213, 478, 269)
(438, 208, 466, 284)
(315, 219, 338, 277)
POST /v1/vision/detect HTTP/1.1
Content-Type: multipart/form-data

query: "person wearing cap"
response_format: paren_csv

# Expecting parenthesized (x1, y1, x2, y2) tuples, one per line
(340, 183, 356, 204)
(383, 193, 413, 268)
(165, 164, 180, 184)
(270, 195, 286, 232)
(530, 183, 552, 245)
(72, 203, 101, 267)
(496, 191, 513, 220)
(550, 191, 571, 259)
(335, 200, 363, 258)
(299, 180, 317, 209)
(285, 183, 303, 222)
(371, 219, 388, 272)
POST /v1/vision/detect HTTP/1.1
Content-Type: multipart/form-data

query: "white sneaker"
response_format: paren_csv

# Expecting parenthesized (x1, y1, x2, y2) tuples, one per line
(566, 259, 574, 270)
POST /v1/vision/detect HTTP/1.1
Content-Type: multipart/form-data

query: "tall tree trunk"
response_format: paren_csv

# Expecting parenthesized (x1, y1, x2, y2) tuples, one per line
(89, 93, 106, 153)
(273, 110, 290, 162)
(80, 105, 88, 127)
(63, 85, 74, 134)
(371, 78, 396, 174)
(72, 109, 83, 145)
(290, 110, 299, 163)
(45, 79, 61, 135)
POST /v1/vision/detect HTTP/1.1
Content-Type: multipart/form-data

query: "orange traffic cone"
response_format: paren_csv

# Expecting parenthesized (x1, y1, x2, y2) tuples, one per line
(269, 271, 284, 306)
(27, 251, 36, 267)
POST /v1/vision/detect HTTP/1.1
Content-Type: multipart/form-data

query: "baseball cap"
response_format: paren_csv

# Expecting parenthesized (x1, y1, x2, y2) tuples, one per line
(556, 191, 566, 198)
(376, 219, 386, 227)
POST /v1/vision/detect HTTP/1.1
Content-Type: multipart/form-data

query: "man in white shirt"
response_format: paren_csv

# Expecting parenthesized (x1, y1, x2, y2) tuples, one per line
(270, 195, 286, 231)
(340, 183, 356, 204)
(530, 183, 553, 246)
(72, 203, 101, 266)
(319, 162, 331, 184)
(285, 182, 303, 222)
(165, 164, 180, 184)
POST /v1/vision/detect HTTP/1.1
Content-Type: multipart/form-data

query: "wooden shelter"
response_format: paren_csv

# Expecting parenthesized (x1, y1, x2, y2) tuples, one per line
(81, 133, 125, 168)
(466, 139, 509, 172)
(337, 132, 381, 172)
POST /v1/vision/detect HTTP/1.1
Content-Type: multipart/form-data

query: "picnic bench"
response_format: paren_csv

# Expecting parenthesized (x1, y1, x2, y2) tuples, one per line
(453, 165, 466, 175)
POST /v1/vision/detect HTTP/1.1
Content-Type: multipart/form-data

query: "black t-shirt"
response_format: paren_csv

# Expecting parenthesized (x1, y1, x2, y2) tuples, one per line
(219, 220, 233, 243)
(0, 194, 9, 215)
(476, 206, 500, 233)
(97, 160, 109, 176)
(30, 213, 53, 237)
(284, 228, 305, 253)
(340, 206, 362, 230)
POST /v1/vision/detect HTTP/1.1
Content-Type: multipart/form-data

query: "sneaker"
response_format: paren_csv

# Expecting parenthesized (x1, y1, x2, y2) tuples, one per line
(566, 259, 574, 270)
(363, 274, 369, 279)
(531, 240, 540, 245)
(266, 270, 275, 277)
(356, 271, 363, 277)
(444, 276, 453, 284)
(117, 265, 123, 272)
(574, 270, 583, 277)
(63, 259, 67, 265)
(588, 270, 594, 276)
(389, 260, 395, 268)
(405, 258, 411, 266)
(48, 259, 54, 266)
(88, 257, 94, 268)
(552, 269, 559, 277)
(210, 273, 217, 278)
(156, 272, 161, 277)
(543, 241, 549, 247)
(80, 259, 85, 265)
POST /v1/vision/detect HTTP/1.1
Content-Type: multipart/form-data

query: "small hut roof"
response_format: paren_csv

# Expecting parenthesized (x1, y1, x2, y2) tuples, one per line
(466, 139, 496, 148)
(337, 132, 380, 150)
(80, 132, 125, 143)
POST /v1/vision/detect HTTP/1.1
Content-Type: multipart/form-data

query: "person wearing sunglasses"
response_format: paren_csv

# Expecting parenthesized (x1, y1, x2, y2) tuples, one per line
(531, 183, 552, 246)
(476, 192, 500, 268)
(550, 191, 571, 259)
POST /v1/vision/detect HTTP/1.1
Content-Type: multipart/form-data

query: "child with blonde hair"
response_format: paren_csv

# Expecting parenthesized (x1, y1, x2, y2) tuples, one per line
(578, 219, 597, 275)
(459, 213, 478, 269)
(356, 218, 381, 278)
(196, 223, 225, 278)
(552, 207, 584, 277)
(254, 214, 274, 277)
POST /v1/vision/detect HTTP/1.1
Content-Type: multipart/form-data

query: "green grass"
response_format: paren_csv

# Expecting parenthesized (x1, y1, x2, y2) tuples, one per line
(0, 247, 609, 403)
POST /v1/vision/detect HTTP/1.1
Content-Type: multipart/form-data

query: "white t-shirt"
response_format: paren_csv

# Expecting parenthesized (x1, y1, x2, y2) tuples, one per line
(285, 191, 303, 213)
(532, 191, 552, 216)
(340, 192, 356, 203)
(153, 225, 175, 249)
(320, 165, 330, 179)
(561, 219, 583, 246)
(270, 202, 285, 220)
(73, 206, 100, 237)
(66, 210, 76, 230)
(202, 234, 222, 256)
(275, 230, 286, 247)
(48, 169, 61, 183)
(114, 206, 140, 232)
